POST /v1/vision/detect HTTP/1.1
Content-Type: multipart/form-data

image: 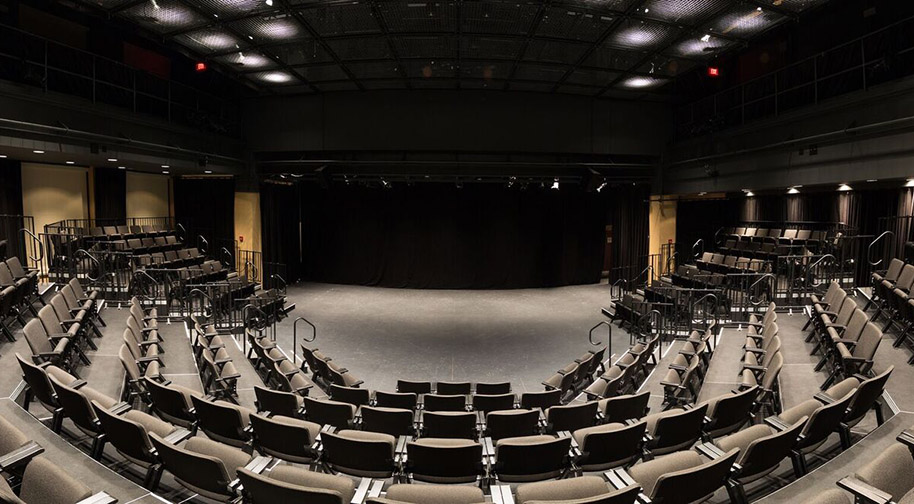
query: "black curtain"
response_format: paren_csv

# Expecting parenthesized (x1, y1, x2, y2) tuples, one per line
(0, 160, 24, 260)
(260, 181, 303, 283)
(676, 198, 741, 256)
(607, 185, 650, 283)
(173, 177, 235, 252)
(93, 167, 126, 223)
(262, 182, 617, 289)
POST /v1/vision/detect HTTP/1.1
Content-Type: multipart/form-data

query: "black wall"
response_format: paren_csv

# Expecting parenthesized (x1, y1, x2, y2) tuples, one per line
(174, 177, 235, 253)
(262, 182, 648, 289)
(93, 167, 126, 223)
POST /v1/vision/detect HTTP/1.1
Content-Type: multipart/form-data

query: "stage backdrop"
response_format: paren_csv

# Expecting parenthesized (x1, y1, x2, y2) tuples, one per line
(262, 182, 643, 289)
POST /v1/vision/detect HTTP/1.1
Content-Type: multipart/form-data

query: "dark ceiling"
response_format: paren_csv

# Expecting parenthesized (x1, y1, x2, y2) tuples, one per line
(71, 0, 830, 96)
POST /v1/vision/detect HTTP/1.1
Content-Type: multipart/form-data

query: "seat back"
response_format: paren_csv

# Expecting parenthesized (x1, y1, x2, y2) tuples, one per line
(652, 404, 708, 453)
(321, 431, 395, 478)
(329, 384, 371, 407)
(92, 402, 155, 464)
(250, 414, 316, 462)
(855, 442, 914, 500)
(423, 411, 477, 439)
(852, 322, 883, 361)
(602, 392, 650, 424)
(472, 393, 516, 414)
(739, 420, 805, 480)
(375, 391, 418, 411)
(520, 390, 562, 410)
(706, 386, 758, 437)
(844, 366, 893, 426)
(475, 382, 511, 395)
(651, 449, 740, 503)
(17, 353, 62, 409)
(424, 394, 467, 412)
(254, 386, 302, 418)
(436, 382, 472, 395)
(579, 421, 646, 470)
(191, 396, 247, 445)
(495, 436, 571, 482)
(304, 397, 355, 429)
(49, 375, 99, 434)
(18, 457, 92, 504)
(149, 434, 234, 498)
(361, 406, 414, 436)
(800, 391, 855, 448)
(144, 378, 196, 427)
(407, 439, 483, 483)
(397, 380, 432, 394)
(23, 318, 53, 355)
(486, 409, 539, 441)
(885, 258, 905, 282)
(37, 305, 63, 334)
(895, 264, 914, 291)
(546, 402, 598, 433)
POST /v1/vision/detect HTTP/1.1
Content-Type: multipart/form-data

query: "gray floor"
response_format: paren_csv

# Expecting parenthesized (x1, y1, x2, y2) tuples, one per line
(265, 282, 632, 393)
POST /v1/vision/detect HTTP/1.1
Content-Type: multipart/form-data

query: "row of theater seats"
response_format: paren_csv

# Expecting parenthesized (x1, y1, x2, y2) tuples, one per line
(541, 345, 608, 403)
(123, 235, 182, 255)
(866, 258, 914, 363)
(244, 324, 321, 396)
(724, 226, 826, 246)
(21, 279, 104, 378)
(0, 257, 43, 345)
(584, 336, 655, 401)
(0, 414, 117, 504)
(87, 224, 174, 241)
(807, 282, 886, 389)
(696, 252, 769, 274)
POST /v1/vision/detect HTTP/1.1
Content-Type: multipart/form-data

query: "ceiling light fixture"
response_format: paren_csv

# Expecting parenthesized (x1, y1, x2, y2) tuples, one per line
(204, 170, 213, 174)
(65, 161, 75, 165)
(0, 155, 7, 158)
(745, 191, 755, 197)
(867, 179, 878, 182)
(700, 34, 711, 42)
(906, 179, 914, 188)
(838, 183, 852, 192)
(162, 170, 170, 174)
(108, 158, 117, 162)
(33, 150, 45, 154)
(551, 178, 560, 190)
(265, 0, 272, 5)
(787, 187, 800, 194)
(161, 165, 170, 169)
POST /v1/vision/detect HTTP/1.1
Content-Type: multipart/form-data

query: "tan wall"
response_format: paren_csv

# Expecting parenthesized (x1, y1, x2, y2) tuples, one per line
(126, 172, 170, 218)
(649, 197, 677, 268)
(234, 192, 261, 253)
(22, 163, 89, 234)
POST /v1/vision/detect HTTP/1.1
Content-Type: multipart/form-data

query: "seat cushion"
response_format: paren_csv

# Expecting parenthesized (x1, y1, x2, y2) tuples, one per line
(270, 465, 356, 502)
(572, 423, 625, 447)
(516, 476, 610, 503)
(715, 424, 774, 464)
(777, 399, 820, 425)
(384, 484, 486, 504)
(271, 415, 322, 442)
(185, 437, 252, 474)
(124, 410, 176, 438)
(628, 450, 702, 497)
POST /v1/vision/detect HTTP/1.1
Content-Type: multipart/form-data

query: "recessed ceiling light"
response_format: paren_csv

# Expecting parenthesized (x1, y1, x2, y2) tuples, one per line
(162, 170, 170, 174)
(108, 158, 117, 162)
(906, 179, 914, 187)
(838, 183, 852, 192)
(204, 170, 213, 174)
(867, 179, 878, 182)
(65, 161, 75, 165)
(161, 165, 170, 169)
(700, 34, 711, 43)
(33, 150, 45, 154)
(0, 155, 7, 158)
(265, 0, 272, 5)
(118, 166, 126, 170)
(787, 187, 800, 194)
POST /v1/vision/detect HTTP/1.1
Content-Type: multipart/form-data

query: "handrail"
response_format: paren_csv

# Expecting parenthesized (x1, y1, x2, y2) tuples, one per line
(666, 251, 678, 276)
(270, 274, 287, 293)
(187, 288, 211, 317)
(293, 316, 317, 365)
(749, 273, 776, 307)
(241, 303, 270, 354)
(690, 293, 719, 332)
(197, 235, 209, 254)
(74, 249, 101, 282)
(691, 239, 704, 259)
(220, 247, 233, 267)
(630, 265, 653, 288)
(20, 228, 44, 262)
(244, 259, 258, 282)
(176, 223, 187, 241)
(132, 269, 160, 301)
(867, 231, 895, 267)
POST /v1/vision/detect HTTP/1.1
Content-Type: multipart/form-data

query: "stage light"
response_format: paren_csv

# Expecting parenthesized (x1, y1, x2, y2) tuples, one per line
(906, 179, 914, 187)
(33, 150, 44, 154)
(701, 34, 711, 42)
(707, 66, 720, 77)
(551, 178, 560, 190)
(266, 0, 272, 5)
(259, 71, 293, 83)
(622, 76, 664, 88)
(787, 187, 800, 194)
(745, 191, 755, 197)
(195, 62, 207, 72)
(867, 179, 878, 182)
(838, 183, 852, 192)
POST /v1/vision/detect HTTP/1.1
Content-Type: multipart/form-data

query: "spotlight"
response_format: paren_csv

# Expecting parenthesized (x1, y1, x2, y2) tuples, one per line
(701, 34, 711, 43)
(745, 191, 755, 197)
(266, 0, 272, 5)
(867, 179, 878, 182)
(161, 165, 170, 169)
(837, 183, 852, 192)
(551, 178, 560, 190)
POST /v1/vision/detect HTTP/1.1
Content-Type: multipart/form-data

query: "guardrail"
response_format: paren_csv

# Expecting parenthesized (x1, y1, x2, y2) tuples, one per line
(293, 316, 317, 365)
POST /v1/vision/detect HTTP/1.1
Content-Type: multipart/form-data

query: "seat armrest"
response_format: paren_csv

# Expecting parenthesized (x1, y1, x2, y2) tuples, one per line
(837, 477, 893, 504)
(107, 402, 132, 415)
(745, 347, 765, 355)
(164, 428, 194, 445)
(695, 442, 726, 460)
(75, 492, 118, 504)
(0, 441, 44, 471)
(764, 416, 791, 432)
(490, 484, 516, 504)
(69, 379, 88, 390)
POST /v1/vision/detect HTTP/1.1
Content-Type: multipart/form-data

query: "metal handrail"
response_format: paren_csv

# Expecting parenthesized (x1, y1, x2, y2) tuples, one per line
(630, 265, 653, 288)
(809, 254, 836, 270)
(197, 235, 209, 254)
(20, 228, 44, 262)
(241, 303, 271, 354)
(666, 251, 678, 276)
(75, 249, 101, 282)
(749, 273, 776, 307)
(293, 316, 317, 365)
(187, 288, 211, 317)
(220, 247, 233, 267)
(271, 274, 287, 293)
(244, 259, 258, 282)
(692, 239, 704, 259)
(132, 269, 160, 301)
(867, 231, 895, 267)
(176, 223, 187, 241)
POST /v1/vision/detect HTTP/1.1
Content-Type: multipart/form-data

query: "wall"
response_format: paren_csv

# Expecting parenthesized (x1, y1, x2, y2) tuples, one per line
(234, 191, 261, 253)
(649, 198, 677, 260)
(21, 163, 89, 233)
(242, 90, 670, 156)
(126, 171, 170, 218)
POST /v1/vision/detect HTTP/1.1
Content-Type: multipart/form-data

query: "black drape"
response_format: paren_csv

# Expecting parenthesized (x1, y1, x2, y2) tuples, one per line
(263, 182, 616, 289)
(93, 167, 126, 223)
(0, 160, 25, 260)
(260, 181, 303, 283)
(173, 177, 235, 252)
(676, 198, 742, 256)
(607, 186, 650, 283)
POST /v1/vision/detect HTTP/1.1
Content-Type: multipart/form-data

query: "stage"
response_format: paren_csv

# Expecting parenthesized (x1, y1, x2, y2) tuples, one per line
(266, 281, 633, 393)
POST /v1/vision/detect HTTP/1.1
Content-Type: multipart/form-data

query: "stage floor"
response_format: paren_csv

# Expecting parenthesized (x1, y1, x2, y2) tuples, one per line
(266, 281, 632, 393)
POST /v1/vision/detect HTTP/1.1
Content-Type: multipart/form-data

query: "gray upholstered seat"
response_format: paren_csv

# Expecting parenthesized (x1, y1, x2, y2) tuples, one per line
(515, 476, 640, 504)
(367, 483, 486, 504)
